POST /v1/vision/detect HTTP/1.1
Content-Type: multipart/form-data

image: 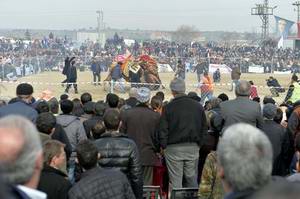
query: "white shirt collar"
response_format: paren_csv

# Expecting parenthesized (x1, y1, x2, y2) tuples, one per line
(17, 185, 47, 199)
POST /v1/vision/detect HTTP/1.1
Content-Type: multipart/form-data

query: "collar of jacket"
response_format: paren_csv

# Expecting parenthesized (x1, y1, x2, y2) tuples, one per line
(172, 94, 188, 101)
(136, 103, 149, 108)
(81, 166, 102, 179)
(42, 164, 68, 178)
(236, 96, 250, 100)
(101, 131, 128, 138)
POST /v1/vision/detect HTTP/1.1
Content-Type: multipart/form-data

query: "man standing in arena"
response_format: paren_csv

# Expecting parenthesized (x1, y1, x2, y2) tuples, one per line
(91, 57, 101, 86)
(65, 59, 78, 94)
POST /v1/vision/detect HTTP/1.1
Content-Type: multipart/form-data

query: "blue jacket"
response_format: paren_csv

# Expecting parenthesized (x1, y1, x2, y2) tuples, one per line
(0, 101, 38, 123)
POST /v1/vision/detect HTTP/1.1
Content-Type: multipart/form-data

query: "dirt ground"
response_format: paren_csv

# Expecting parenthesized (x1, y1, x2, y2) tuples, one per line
(0, 71, 294, 104)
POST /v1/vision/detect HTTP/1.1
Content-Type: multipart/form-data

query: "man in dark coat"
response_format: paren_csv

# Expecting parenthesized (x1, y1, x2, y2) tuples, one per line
(159, 78, 207, 189)
(38, 140, 71, 199)
(125, 88, 138, 108)
(83, 101, 107, 139)
(194, 59, 206, 82)
(230, 66, 241, 91)
(65, 59, 78, 94)
(91, 57, 101, 85)
(0, 83, 38, 123)
(68, 140, 135, 199)
(94, 109, 143, 199)
(121, 87, 160, 185)
(220, 80, 263, 133)
(261, 103, 290, 176)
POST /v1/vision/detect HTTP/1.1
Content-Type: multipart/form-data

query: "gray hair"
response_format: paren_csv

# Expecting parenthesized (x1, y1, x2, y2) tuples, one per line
(235, 80, 251, 97)
(0, 115, 42, 185)
(129, 87, 138, 98)
(217, 123, 273, 191)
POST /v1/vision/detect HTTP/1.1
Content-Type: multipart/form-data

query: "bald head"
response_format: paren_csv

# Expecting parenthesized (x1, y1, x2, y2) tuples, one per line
(235, 80, 251, 97)
(0, 128, 24, 163)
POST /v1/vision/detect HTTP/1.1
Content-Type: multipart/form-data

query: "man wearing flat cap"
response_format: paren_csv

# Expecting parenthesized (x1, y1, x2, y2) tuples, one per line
(0, 83, 38, 123)
(121, 87, 161, 185)
(159, 78, 208, 190)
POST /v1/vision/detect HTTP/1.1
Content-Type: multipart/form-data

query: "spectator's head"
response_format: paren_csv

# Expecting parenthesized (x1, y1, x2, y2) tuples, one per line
(136, 87, 151, 104)
(60, 99, 74, 114)
(83, 101, 95, 115)
(43, 140, 66, 171)
(76, 140, 99, 170)
(60, 94, 68, 101)
(0, 100, 6, 107)
(0, 116, 42, 188)
(117, 98, 126, 109)
(209, 97, 222, 109)
(155, 91, 165, 102)
(218, 93, 229, 101)
(249, 80, 254, 85)
(16, 83, 34, 104)
(170, 78, 186, 95)
(252, 97, 260, 103)
(150, 95, 163, 111)
(36, 112, 56, 135)
(94, 101, 107, 117)
(48, 97, 59, 114)
(128, 87, 138, 99)
(106, 93, 119, 108)
(91, 120, 106, 139)
(263, 103, 277, 119)
(80, 92, 92, 105)
(187, 92, 201, 102)
(274, 108, 283, 124)
(292, 74, 298, 82)
(72, 98, 84, 117)
(235, 80, 251, 97)
(217, 123, 272, 192)
(263, 96, 276, 105)
(35, 100, 49, 114)
(103, 109, 121, 131)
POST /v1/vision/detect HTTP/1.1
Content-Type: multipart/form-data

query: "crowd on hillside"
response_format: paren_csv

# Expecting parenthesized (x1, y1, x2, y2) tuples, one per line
(1, 75, 300, 198)
(1, 34, 300, 81)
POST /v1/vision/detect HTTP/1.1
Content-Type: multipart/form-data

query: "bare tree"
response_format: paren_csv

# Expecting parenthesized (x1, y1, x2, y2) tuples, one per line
(172, 25, 200, 43)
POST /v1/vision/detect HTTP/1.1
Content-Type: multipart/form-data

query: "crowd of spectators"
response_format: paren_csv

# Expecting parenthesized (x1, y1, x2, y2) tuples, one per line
(0, 76, 300, 198)
(1, 34, 300, 82)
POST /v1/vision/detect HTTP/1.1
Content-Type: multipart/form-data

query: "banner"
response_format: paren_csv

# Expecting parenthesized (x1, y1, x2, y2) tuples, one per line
(209, 64, 232, 74)
(274, 16, 295, 39)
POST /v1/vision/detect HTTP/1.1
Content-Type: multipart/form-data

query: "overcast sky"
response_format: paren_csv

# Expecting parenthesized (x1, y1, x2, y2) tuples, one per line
(0, 0, 297, 32)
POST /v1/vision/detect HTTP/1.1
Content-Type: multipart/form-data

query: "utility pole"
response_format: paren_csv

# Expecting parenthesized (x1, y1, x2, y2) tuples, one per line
(251, 0, 275, 40)
(293, 1, 300, 22)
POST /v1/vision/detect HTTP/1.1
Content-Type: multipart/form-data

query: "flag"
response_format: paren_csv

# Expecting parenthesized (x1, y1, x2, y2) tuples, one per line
(274, 16, 295, 39)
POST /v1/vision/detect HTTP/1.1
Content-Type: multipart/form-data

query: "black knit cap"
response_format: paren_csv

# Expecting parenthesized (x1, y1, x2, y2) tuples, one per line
(16, 83, 33, 96)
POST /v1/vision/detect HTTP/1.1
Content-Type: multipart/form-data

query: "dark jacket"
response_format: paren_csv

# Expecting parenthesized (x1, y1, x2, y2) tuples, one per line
(83, 115, 103, 138)
(220, 96, 263, 132)
(91, 62, 101, 74)
(231, 67, 241, 80)
(261, 120, 290, 175)
(224, 189, 255, 199)
(125, 97, 138, 108)
(52, 124, 72, 160)
(0, 101, 38, 123)
(38, 164, 71, 199)
(94, 132, 143, 199)
(68, 167, 135, 199)
(120, 104, 160, 166)
(111, 64, 122, 80)
(67, 65, 77, 82)
(159, 95, 207, 149)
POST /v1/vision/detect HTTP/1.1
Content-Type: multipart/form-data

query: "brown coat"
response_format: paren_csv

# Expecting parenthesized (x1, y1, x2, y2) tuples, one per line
(120, 104, 161, 166)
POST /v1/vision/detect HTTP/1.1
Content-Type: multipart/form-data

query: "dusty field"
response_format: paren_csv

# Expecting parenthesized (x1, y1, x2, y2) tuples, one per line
(0, 71, 294, 103)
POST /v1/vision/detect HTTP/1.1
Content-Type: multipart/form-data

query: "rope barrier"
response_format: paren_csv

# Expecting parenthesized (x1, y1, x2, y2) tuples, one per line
(0, 80, 291, 90)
